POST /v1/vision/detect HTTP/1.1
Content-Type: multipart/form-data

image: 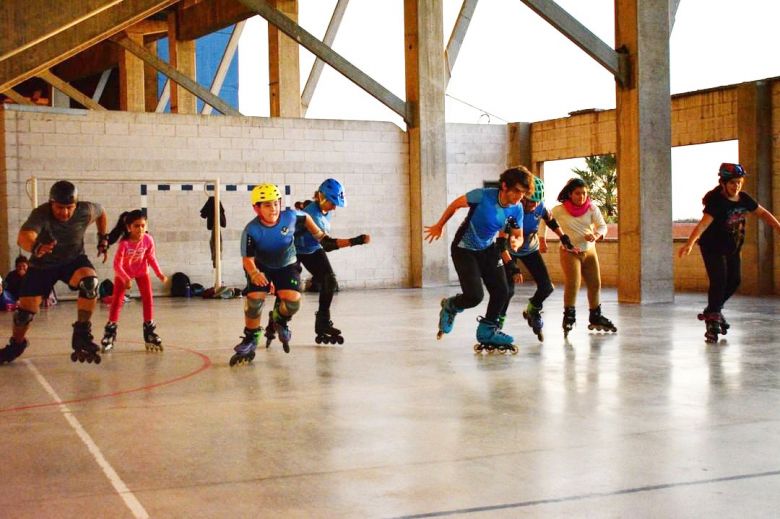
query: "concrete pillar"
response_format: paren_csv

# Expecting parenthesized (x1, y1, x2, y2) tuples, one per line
(168, 12, 197, 114)
(404, 0, 448, 287)
(506, 122, 531, 169)
(268, 0, 301, 117)
(119, 32, 146, 112)
(615, 0, 673, 303)
(737, 80, 773, 294)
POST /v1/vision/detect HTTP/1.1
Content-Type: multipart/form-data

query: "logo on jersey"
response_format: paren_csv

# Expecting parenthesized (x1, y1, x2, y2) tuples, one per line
(281, 226, 289, 235)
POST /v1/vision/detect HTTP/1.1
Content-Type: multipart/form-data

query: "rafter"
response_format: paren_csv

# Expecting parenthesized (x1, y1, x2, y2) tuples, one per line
(445, 0, 478, 85)
(202, 21, 245, 115)
(112, 34, 242, 116)
(301, 0, 349, 115)
(237, 0, 409, 123)
(0, 0, 179, 93)
(38, 69, 107, 110)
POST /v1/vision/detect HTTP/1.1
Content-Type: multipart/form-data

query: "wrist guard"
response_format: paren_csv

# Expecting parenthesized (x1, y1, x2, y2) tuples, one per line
(348, 234, 368, 246)
(505, 216, 520, 230)
(321, 235, 339, 252)
(560, 234, 574, 250)
(495, 236, 508, 251)
(97, 233, 109, 255)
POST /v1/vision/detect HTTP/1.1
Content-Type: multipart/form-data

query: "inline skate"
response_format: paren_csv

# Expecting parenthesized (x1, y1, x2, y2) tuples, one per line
(143, 320, 163, 352)
(698, 312, 723, 343)
(315, 310, 343, 345)
(230, 327, 260, 366)
(473, 316, 518, 354)
(562, 306, 576, 338)
(588, 305, 617, 333)
(436, 297, 463, 339)
(101, 322, 117, 352)
(0, 337, 28, 364)
(71, 321, 101, 364)
(523, 301, 544, 342)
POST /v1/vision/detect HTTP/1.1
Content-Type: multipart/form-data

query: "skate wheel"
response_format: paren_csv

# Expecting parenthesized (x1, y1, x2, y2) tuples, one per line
(315, 336, 322, 344)
(94, 355, 102, 365)
(436, 331, 444, 340)
(336, 336, 344, 345)
(229, 355, 239, 366)
(248, 351, 256, 361)
(70, 352, 78, 362)
(510, 345, 519, 354)
(537, 332, 544, 342)
(282, 344, 290, 354)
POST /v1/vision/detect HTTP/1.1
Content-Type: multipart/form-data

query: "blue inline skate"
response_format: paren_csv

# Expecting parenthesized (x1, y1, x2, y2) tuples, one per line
(272, 308, 292, 353)
(523, 301, 544, 342)
(230, 327, 260, 366)
(474, 316, 518, 354)
(436, 297, 463, 339)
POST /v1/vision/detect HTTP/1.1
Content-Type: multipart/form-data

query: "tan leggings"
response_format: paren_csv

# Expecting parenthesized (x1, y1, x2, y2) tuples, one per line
(559, 248, 601, 309)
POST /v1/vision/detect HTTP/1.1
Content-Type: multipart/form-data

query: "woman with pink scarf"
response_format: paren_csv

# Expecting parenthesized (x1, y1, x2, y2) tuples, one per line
(542, 178, 617, 337)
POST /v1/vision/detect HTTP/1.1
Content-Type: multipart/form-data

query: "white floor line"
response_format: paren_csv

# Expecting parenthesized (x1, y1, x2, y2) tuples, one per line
(24, 360, 149, 519)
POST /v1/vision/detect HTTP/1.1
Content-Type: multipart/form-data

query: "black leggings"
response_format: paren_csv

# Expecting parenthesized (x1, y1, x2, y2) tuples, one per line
(298, 249, 336, 313)
(501, 250, 554, 315)
(701, 250, 741, 314)
(450, 243, 508, 321)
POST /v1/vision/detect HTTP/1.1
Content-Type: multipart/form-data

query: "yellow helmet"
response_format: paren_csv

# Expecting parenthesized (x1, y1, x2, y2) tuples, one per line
(250, 183, 282, 205)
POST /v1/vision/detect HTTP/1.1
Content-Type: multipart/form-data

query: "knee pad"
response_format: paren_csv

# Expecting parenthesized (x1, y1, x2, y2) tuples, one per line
(321, 273, 338, 295)
(78, 276, 99, 299)
(280, 298, 301, 316)
(13, 308, 35, 327)
(243, 297, 265, 319)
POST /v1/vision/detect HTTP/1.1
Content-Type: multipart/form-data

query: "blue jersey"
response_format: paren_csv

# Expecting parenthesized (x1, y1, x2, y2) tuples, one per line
(454, 188, 523, 251)
(240, 209, 306, 269)
(510, 201, 550, 257)
(294, 201, 331, 255)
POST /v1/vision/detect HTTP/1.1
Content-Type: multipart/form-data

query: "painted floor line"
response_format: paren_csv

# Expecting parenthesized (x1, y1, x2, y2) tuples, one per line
(391, 468, 780, 518)
(25, 360, 150, 519)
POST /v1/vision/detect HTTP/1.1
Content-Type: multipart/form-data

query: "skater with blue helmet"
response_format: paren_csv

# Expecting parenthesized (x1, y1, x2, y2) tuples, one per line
(498, 175, 580, 342)
(679, 163, 780, 343)
(293, 178, 370, 345)
(424, 166, 534, 353)
(231, 182, 352, 365)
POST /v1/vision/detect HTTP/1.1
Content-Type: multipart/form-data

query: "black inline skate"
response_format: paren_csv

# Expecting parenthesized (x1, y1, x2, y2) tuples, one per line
(562, 306, 576, 338)
(272, 310, 292, 353)
(588, 305, 617, 333)
(230, 327, 260, 366)
(698, 312, 723, 343)
(718, 314, 730, 335)
(143, 320, 163, 352)
(0, 337, 28, 364)
(523, 301, 544, 342)
(101, 322, 117, 352)
(71, 321, 101, 364)
(473, 316, 518, 354)
(315, 310, 344, 345)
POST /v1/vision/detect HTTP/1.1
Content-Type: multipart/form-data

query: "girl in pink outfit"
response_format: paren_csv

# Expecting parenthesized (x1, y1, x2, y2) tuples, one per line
(100, 210, 167, 352)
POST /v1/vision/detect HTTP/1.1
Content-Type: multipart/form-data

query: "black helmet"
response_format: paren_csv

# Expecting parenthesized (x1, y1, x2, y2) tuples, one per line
(49, 180, 78, 204)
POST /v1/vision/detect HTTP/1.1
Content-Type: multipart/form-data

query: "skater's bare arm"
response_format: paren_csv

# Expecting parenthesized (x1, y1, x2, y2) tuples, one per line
(678, 214, 714, 257)
(424, 195, 468, 243)
(243, 257, 268, 286)
(755, 205, 780, 233)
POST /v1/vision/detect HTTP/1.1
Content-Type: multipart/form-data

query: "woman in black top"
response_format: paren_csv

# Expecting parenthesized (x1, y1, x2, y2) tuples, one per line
(679, 163, 780, 342)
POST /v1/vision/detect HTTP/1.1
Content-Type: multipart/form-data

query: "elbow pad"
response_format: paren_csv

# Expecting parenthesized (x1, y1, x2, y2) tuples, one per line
(546, 217, 560, 231)
(560, 234, 574, 250)
(348, 234, 368, 246)
(321, 235, 339, 252)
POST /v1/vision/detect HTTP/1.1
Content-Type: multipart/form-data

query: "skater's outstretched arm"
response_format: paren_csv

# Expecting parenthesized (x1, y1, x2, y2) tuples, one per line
(755, 205, 780, 233)
(301, 214, 369, 251)
(678, 214, 714, 257)
(424, 195, 468, 243)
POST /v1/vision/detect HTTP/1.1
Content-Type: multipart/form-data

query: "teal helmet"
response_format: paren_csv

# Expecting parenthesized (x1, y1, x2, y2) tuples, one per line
(527, 176, 544, 203)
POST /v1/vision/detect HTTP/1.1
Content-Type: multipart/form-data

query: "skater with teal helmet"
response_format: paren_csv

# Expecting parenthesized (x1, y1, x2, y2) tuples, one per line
(498, 175, 579, 342)
(424, 166, 534, 353)
(293, 178, 370, 345)
(679, 163, 780, 343)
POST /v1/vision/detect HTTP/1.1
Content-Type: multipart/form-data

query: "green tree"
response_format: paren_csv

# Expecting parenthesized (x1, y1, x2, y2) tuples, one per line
(572, 154, 618, 223)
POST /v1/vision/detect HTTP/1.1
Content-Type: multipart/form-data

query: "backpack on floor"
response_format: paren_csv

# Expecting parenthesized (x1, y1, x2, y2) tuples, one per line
(170, 272, 191, 297)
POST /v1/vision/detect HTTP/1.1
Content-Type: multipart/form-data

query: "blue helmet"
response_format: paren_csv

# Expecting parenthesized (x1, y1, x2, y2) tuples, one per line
(718, 163, 746, 181)
(318, 178, 346, 207)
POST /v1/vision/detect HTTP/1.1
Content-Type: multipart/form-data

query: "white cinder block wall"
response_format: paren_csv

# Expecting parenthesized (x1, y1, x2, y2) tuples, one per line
(1, 107, 508, 290)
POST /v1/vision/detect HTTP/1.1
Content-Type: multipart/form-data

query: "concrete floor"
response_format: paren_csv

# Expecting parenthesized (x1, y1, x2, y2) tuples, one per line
(1, 286, 779, 518)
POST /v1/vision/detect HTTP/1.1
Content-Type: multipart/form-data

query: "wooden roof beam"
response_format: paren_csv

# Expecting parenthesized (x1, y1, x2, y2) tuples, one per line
(38, 69, 107, 110)
(176, 0, 254, 40)
(0, 0, 180, 93)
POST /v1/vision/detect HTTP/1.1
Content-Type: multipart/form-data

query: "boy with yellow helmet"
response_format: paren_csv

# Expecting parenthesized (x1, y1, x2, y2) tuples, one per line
(230, 183, 348, 365)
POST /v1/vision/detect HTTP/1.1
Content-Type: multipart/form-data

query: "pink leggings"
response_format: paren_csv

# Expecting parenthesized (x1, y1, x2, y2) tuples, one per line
(109, 274, 154, 322)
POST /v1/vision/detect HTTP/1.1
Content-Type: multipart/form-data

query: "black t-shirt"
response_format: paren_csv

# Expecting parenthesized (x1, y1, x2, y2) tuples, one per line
(699, 190, 758, 254)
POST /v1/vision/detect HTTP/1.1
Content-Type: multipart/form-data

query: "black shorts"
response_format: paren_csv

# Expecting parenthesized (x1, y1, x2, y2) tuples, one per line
(20, 254, 95, 298)
(244, 261, 302, 294)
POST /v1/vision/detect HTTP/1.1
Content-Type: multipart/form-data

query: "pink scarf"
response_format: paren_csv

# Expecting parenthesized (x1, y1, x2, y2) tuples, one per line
(563, 197, 591, 217)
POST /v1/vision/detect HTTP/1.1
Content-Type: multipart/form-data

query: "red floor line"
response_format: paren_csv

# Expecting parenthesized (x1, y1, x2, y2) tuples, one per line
(0, 346, 212, 413)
